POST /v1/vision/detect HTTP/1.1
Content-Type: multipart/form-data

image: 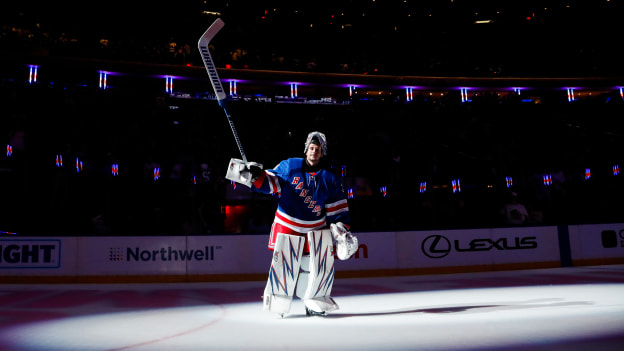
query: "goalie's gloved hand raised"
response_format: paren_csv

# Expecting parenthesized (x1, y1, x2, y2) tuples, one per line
(241, 164, 263, 184)
(225, 158, 263, 188)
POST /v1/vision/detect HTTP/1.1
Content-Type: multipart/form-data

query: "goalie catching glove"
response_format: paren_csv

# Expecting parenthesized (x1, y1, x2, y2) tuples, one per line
(330, 222, 358, 260)
(225, 158, 263, 188)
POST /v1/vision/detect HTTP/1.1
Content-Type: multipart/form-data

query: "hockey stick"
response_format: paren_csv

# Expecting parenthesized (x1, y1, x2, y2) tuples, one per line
(198, 18, 249, 167)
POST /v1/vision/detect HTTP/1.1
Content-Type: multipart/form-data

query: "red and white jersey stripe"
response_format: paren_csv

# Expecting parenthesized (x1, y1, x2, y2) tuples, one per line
(274, 209, 326, 234)
(264, 170, 282, 195)
(325, 198, 349, 217)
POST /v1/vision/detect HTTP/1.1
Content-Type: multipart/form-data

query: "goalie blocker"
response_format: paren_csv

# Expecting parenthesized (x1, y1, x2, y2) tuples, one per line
(225, 158, 263, 188)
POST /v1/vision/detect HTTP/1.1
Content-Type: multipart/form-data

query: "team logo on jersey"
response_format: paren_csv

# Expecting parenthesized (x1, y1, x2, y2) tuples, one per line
(291, 177, 322, 216)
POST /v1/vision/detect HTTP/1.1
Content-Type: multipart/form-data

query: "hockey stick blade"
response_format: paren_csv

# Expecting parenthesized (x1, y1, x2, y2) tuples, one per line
(198, 18, 227, 101)
(198, 18, 249, 167)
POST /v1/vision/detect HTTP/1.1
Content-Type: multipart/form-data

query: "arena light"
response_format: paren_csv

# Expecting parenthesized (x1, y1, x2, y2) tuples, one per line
(228, 80, 238, 96)
(99, 71, 108, 90)
(201, 11, 222, 16)
(28, 65, 38, 84)
(290, 83, 298, 98)
(405, 87, 414, 102)
(452, 179, 461, 193)
(567, 88, 575, 102)
(154, 167, 160, 181)
(460, 88, 470, 103)
(380, 186, 388, 197)
(75, 157, 83, 173)
(348, 85, 357, 97)
(165, 76, 174, 93)
(506, 176, 513, 188)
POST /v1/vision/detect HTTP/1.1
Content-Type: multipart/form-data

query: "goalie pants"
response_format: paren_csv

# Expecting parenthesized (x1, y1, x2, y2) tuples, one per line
(268, 221, 313, 254)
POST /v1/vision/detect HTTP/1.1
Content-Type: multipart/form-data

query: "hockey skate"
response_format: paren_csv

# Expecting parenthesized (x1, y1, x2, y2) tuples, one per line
(305, 306, 327, 317)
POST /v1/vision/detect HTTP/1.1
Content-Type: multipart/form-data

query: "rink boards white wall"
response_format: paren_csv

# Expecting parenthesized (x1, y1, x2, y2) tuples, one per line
(1, 223, 623, 282)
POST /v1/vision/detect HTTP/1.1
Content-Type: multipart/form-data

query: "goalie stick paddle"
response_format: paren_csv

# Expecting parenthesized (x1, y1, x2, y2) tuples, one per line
(198, 18, 249, 167)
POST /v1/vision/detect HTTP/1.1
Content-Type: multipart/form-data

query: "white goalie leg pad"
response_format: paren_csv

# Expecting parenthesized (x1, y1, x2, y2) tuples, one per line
(225, 158, 263, 188)
(263, 233, 305, 315)
(299, 229, 339, 314)
(295, 256, 310, 299)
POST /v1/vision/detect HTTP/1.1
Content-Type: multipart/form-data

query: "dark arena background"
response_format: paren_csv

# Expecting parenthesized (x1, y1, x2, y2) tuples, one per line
(2, 2, 624, 351)
(1, 1, 623, 236)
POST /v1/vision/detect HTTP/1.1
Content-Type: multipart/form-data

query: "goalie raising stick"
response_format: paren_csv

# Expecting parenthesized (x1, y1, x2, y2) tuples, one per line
(199, 19, 358, 318)
(230, 131, 358, 317)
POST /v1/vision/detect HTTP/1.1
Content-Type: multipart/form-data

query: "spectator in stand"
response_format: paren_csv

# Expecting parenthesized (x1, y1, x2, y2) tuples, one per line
(501, 191, 529, 225)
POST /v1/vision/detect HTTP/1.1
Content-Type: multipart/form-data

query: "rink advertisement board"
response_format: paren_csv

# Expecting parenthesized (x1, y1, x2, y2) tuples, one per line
(186, 235, 270, 275)
(0, 223, 621, 281)
(396, 226, 560, 270)
(77, 235, 271, 276)
(0, 237, 79, 275)
(77, 236, 188, 276)
(568, 223, 624, 265)
(337, 232, 398, 271)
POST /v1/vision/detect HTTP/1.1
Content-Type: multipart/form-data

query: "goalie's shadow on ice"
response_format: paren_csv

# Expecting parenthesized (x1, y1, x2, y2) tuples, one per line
(305, 298, 592, 319)
(304, 304, 501, 319)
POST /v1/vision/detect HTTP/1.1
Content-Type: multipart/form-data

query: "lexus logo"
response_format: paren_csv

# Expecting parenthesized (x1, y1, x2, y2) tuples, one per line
(421, 234, 539, 259)
(422, 235, 451, 258)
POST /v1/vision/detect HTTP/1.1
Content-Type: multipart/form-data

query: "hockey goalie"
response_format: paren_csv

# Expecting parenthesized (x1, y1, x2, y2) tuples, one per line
(226, 131, 358, 317)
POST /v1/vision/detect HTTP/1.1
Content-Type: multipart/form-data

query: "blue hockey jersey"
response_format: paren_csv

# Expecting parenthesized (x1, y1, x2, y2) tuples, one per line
(251, 158, 350, 235)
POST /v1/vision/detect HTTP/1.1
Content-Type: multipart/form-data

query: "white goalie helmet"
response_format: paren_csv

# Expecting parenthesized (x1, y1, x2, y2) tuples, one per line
(304, 131, 328, 155)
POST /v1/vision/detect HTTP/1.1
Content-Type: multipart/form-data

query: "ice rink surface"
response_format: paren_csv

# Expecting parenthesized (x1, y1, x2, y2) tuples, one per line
(0, 265, 623, 351)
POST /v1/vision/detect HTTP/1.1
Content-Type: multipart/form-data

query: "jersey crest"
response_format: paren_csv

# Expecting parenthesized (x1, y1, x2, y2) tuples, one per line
(291, 175, 321, 216)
